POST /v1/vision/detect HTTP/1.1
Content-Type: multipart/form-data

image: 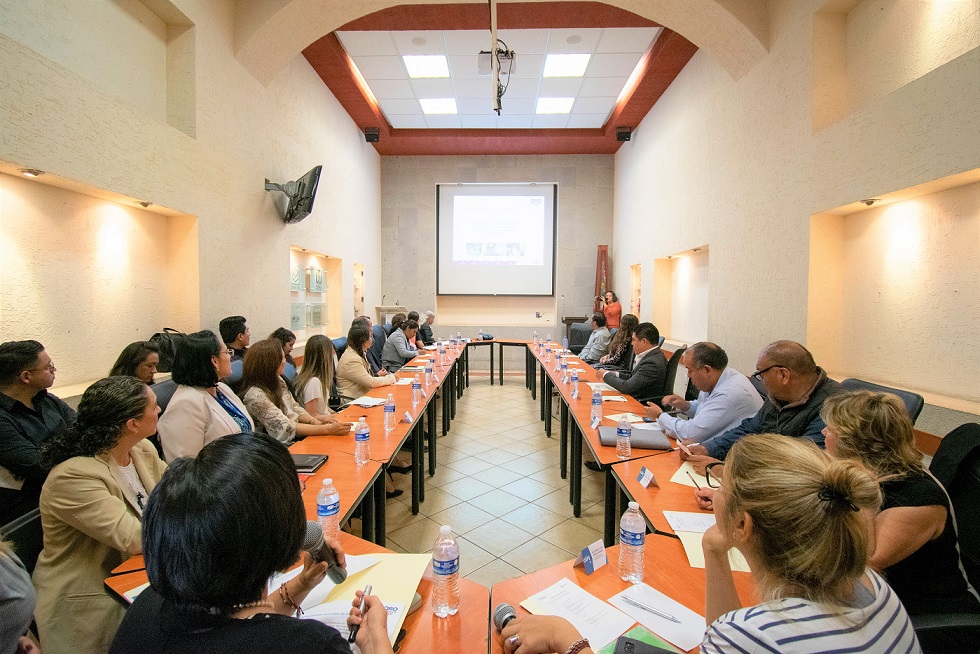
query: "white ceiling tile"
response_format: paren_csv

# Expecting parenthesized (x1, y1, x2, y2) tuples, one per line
(391, 31, 447, 55)
(538, 77, 583, 96)
(496, 114, 534, 128)
(368, 79, 415, 99)
(456, 98, 498, 114)
(424, 114, 462, 128)
(496, 29, 550, 55)
(578, 76, 628, 97)
(460, 114, 499, 128)
(508, 53, 544, 79)
(442, 30, 487, 55)
(571, 96, 616, 115)
(410, 78, 456, 96)
(499, 77, 539, 99)
(336, 31, 398, 57)
(378, 98, 422, 115)
(586, 52, 642, 78)
(454, 77, 495, 99)
(387, 114, 428, 129)
(350, 56, 407, 80)
(448, 55, 482, 79)
(566, 114, 609, 128)
(532, 114, 570, 128)
(545, 29, 602, 54)
(498, 98, 537, 114)
(596, 27, 661, 54)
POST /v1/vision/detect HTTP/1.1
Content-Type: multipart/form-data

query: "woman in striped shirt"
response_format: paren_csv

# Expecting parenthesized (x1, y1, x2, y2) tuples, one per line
(700, 434, 921, 653)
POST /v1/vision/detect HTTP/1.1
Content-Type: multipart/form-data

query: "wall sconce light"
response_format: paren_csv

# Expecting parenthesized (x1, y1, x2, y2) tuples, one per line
(19, 168, 44, 177)
(860, 198, 880, 206)
(138, 201, 153, 208)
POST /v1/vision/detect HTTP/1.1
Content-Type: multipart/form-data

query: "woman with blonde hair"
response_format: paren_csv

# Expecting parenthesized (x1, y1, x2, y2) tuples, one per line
(293, 335, 339, 415)
(499, 434, 920, 654)
(822, 391, 979, 649)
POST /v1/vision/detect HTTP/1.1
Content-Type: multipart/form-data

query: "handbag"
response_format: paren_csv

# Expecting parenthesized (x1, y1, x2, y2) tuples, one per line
(149, 328, 185, 372)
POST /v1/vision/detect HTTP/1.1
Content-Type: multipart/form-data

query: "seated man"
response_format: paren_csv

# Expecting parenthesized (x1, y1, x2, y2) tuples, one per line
(578, 312, 611, 364)
(0, 340, 76, 524)
(418, 311, 436, 346)
(601, 322, 667, 404)
(681, 340, 842, 475)
(643, 342, 763, 444)
(219, 315, 250, 392)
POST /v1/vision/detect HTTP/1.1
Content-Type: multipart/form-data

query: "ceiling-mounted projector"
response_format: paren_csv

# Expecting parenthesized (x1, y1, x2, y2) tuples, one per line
(478, 50, 516, 76)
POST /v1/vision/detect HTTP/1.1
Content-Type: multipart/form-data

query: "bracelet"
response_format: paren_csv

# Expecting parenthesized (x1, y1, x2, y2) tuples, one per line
(564, 638, 590, 654)
(278, 583, 303, 617)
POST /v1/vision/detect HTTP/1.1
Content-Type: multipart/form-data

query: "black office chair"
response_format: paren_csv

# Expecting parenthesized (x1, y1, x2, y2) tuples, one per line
(368, 325, 387, 366)
(915, 423, 980, 651)
(1, 508, 43, 574)
(840, 378, 925, 423)
(749, 374, 766, 399)
(568, 322, 592, 355)
(651, 345, 687, 408)
(152, 378, 179, 414)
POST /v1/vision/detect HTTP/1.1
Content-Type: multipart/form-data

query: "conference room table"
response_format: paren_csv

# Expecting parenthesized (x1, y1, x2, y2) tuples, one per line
(104, 531, 491, 654)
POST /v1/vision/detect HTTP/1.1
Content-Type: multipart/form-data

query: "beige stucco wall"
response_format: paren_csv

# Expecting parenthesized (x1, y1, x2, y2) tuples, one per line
(613, 0, 979, 414)
(0, 0, 382, 388)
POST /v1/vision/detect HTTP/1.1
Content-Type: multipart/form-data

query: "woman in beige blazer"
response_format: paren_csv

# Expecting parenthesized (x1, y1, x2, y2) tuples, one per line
(33, 376, 167, 654)
(336, 321, 396, 400)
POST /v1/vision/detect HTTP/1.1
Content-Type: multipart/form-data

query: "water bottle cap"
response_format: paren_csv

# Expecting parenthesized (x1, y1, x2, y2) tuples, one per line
(323, 478, 333, 486)
(440, 525, 452, 535)
(629, 501, 638, 510)
(387, 393, 393, 399)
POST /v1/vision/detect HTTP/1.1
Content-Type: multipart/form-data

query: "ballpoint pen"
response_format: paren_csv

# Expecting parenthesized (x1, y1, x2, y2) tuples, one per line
(621, 596, 681, 623)
(686, 471, 702, 490)
(348, 584, 373, 643)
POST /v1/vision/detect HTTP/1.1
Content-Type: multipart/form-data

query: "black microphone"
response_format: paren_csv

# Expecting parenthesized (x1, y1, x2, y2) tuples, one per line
(493, 603, 517, 632)
(303, 521, 347, 584)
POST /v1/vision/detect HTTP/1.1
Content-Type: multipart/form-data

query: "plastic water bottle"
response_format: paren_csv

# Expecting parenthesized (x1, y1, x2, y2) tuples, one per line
(383, 393, 396, 432)
(533, 330, 538, 345)
(478, 328, 484, 341)
(439, 341, 447, 366)
(560, 356, 569, 383)
(456, 331, 462, 351)
(544, 341, 551, 363)
(591, 388, 602, 424)
(562, 336, 569, 350)
(355, 417, 370, 465)
(616, 416, 631, 460)
(571, 369, 579, 399)
(431, 525, 460, 617)
(425, 360, 433, 386)
(317, 478, 340, 541)
(412, 374, 422, 407)
(619, 502, 645, 584)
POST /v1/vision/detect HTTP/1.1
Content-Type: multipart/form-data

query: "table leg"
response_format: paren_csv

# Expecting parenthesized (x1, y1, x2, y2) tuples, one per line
(362, 478, 375, 543)
(559, 402, 568, 479)
(499, 343, 504, 385)
(412, 423, 422, 515)
(571, 423, 583, 517)
(539, 366, 545, 420)
(442, 376, 450, 435)
(604, 469, 617, 547)
(464, 345, 470, 388)
(544, 376, 553, 437)
(427, 400, 437, 476)
(490, 343, 495, 386)
(373, 474, 386, 547)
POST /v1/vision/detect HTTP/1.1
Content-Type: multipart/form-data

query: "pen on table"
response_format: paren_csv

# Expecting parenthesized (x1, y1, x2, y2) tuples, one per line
(621, 596, 681, 623)
(348, 584, 372, 643)
(686, 471, 702, 490)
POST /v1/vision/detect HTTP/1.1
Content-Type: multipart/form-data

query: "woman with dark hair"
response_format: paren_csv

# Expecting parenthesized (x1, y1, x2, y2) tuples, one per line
(241, 340, 349, 444)
(109, 340, 160, 384)
(336, 322, 396, 400)
(388, 312, 406, 334)
(381, 319, 419, 374)
(593, 313, 638, 372)
(268, 327, 298, 384)
(33, 376, 167, 654)
(406, 311, 426, 350)
(293, 335, 338, 416)
(597, 290, 621, 330)
(110, 432, 393, 654)
(157, 330, 253, 462)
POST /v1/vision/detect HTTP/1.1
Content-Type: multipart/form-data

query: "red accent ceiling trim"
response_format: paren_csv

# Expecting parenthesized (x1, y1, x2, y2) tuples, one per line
(302, 2, 696, 155)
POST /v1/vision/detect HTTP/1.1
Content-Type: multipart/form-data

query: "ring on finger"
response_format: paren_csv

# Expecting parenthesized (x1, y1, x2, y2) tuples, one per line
(507, 634, 522, 649)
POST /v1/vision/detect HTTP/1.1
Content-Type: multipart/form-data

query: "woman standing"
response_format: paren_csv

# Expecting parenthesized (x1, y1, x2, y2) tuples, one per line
(597, 291, 622, 330)
(33, 376, 168, 654)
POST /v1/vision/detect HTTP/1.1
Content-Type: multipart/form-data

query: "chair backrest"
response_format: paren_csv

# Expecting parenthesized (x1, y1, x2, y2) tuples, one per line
(657, 335, 665, 347)
(0, 508, 43, 574)
(929, 423, 980, 590)
(152, 379, 179, 414)
(332, 336, 348, 359)
(749, 374, 766, 399)
(661, 346, 687, 397)
(609, 327, 618, 337)
(840, 378, 924, 423)
(568, 322, 592, 354)
(369, 324, 387, 361)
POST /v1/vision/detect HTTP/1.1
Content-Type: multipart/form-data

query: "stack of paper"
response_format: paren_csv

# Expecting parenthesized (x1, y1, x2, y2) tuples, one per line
(669, 461, 708, 488)
(587, 382, 617, 392)
(349, 396, 385, 407)
(662, 511, 751, 573)
(521, 578, 635, 651)
(605, 412, 645, 424)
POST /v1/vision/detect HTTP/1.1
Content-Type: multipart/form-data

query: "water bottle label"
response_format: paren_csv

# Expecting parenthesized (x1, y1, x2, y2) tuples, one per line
(617, 427, 631, 438)
(355, 430, 370, 442)
(592, 397, 602, 406)
(317, 499, 340, 517)
(620, 529, 645, 546)
(433, 557, 459, 576)
(413, 382, 421, 390)
(385, 404, 395, 413)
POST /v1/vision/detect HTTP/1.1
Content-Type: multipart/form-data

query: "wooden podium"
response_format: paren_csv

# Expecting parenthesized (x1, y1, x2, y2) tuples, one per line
(375, 305, 408, 326)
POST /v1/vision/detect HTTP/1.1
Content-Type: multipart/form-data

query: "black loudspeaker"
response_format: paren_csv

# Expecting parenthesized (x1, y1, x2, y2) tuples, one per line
(364, 127, 380, 143)
(616, 126, 632, 142)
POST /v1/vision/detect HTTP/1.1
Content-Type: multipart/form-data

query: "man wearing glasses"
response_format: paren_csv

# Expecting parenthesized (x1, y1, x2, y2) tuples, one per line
(0, 340, 76, 524)
(680, 340, 842, 476)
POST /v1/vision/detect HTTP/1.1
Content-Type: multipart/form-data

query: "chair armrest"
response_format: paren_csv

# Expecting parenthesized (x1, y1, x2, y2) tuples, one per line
(911, 611, 980, 632)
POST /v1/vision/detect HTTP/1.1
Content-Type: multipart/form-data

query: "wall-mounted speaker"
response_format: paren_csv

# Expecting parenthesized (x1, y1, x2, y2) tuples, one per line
(616, 126, 632, 142)
(364, 127, 380, 143)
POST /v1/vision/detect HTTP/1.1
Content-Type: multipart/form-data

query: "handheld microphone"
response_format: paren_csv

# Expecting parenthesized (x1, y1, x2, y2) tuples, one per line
(493, 603, 517, 632)
(303, 521, 347, 584)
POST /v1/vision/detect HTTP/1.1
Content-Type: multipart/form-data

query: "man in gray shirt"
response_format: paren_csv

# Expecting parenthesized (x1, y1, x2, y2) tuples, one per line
(578, 312, 611, 364)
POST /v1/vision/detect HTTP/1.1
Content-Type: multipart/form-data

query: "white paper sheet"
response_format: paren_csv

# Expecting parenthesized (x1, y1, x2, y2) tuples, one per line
(123, 581, 150, 604)
(605, 412, 645, 424)
(520, 578, 635, 651)
(669, 461, 709, 488)
(662, 511, 716, 533)
(601, 395, 628, 402)
(303, 599, 404, 647)
(394, 378, 413, 385)
(587, 382, 617, 392)
(349, 396, 385, 407)
(631, 422, 663, 432)
(268, 555, 381, 609)
(608, 583, 706, 652)
(676, 531, 752, 573)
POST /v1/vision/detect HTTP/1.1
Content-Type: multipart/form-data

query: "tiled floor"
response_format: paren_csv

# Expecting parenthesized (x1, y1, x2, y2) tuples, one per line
(382, 377, 608, 589)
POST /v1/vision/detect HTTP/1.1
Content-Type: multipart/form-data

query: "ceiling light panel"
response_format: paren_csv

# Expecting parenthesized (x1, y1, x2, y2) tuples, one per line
(543, 53, 591, 77)
(419, 98, 458, 114)
(403, 55, 450, 78)
(536, 97, 574, 114)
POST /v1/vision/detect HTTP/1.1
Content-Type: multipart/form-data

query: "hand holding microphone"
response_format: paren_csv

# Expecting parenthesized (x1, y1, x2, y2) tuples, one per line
(303, 520, 347, 584)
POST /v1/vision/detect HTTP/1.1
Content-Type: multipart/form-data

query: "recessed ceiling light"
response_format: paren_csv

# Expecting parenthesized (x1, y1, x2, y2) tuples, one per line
(543, 53, 591, 77)
(419, 98, 457, 114)
(536, 97, 574, 114)
(403, 55, 449, 78)
(19, 168, 44, 177)
(411, 37, 427, 46)
(566, 35, 582, 45)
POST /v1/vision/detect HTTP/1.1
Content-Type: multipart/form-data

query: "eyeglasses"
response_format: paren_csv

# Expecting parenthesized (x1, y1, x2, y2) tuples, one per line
(28, 363, 56, 373)
(751, 364, 784, 381)
(225, 348, 235, 357)
(705, 462, 723, 489)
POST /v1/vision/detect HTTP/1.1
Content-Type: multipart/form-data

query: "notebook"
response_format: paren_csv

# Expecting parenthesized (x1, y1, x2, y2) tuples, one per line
(291, 453, 328, 474)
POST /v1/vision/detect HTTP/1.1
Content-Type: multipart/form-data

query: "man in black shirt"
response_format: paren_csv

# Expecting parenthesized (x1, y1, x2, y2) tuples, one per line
(0, 340, 76, 524)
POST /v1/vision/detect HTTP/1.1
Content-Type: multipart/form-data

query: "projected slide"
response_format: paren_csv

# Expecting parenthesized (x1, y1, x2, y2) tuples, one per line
(452, 196, 545, 266)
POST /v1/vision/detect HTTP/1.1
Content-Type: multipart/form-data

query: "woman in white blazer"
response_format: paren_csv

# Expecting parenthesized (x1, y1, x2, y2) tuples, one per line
(157, 331, 253, 462)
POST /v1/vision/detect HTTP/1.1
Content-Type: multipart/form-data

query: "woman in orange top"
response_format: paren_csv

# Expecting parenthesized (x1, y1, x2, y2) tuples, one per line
(598, 291, 622, 329)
